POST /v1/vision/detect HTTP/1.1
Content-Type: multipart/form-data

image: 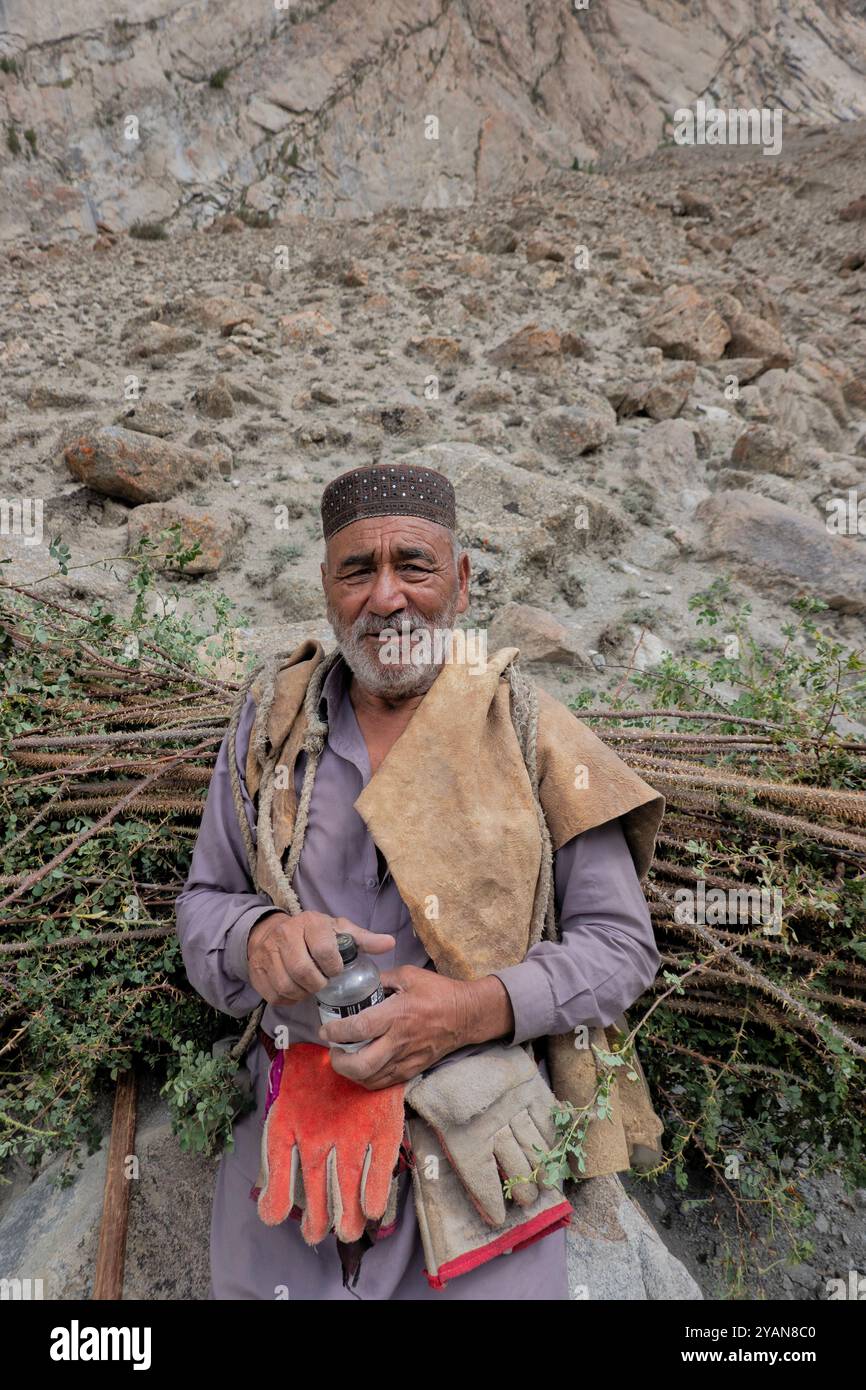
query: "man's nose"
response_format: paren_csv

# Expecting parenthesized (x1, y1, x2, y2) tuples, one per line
(364, 565, 408, 616)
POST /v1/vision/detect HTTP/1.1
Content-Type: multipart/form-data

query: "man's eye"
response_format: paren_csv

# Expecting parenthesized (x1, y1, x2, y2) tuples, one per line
(402, 564, 430, 573)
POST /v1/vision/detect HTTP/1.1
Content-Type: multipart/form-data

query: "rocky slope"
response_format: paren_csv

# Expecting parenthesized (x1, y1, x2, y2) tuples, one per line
(1, 120, 865, 694)
(2, 1, 866, 237)
(2, 14, 866, 1302)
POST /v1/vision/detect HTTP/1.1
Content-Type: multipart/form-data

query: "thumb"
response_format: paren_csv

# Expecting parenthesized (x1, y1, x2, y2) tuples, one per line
(342, 925, 396, 955)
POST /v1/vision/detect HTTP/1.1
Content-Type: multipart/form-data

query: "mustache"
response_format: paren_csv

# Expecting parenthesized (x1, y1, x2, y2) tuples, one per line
(349, 611, 441, 638)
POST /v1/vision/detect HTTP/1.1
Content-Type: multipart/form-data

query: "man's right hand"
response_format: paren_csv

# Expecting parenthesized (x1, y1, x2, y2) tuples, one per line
(246, 911, 396, 1006)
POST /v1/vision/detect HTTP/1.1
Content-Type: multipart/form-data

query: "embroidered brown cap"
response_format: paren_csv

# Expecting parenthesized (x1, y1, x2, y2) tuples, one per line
(321, 463, 456, 541)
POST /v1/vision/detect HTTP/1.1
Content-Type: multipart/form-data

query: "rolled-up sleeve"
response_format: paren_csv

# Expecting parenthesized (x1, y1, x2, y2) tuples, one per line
(491, 818, 661, 1047)
(175, 692, 275, 1018)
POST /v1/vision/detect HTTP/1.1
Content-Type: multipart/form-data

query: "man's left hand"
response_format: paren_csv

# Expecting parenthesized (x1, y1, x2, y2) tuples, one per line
(318, 965, 514, 1088)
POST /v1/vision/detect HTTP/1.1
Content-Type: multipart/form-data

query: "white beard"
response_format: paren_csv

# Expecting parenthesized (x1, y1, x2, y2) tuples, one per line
(327, 599, 460, 699)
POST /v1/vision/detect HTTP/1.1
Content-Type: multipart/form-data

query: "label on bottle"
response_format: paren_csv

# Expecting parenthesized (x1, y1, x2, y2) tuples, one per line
(318, 984, 385, 1052)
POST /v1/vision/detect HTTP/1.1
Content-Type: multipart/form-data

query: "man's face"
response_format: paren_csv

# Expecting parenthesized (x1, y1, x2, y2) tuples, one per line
(321, 515, 470, 697)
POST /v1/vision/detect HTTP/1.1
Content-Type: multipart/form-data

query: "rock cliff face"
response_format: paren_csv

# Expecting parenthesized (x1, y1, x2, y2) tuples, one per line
(1, 0, 866, 238)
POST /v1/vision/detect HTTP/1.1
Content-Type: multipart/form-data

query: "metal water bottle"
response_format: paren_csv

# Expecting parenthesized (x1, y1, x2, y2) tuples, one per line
(316, 933, 385, 1053)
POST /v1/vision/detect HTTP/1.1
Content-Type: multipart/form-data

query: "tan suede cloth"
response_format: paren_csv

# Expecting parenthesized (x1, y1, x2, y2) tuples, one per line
(243, 640, 666, 1179)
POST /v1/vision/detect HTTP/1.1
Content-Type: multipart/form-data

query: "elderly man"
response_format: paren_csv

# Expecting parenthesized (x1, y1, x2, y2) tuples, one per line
(175, 462, 664, 1301)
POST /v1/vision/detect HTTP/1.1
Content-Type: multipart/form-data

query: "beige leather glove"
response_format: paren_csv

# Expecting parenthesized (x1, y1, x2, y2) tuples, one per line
(404, 1045, 572, 1288)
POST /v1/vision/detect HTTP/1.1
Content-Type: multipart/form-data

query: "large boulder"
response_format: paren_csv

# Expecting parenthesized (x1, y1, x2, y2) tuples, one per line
(405, 335, 469, 369)
(64, 427, 221, 504)
(127, 500, 245, 574)
(531, 397, 617, 459)
(488, 602, 590, 667)
(758, 368, 848, 452)
(697, 490, 866, 613)
(0, 1096, 215, 1300)
(641, 285, 731, 364)
(0, 1136, 108, 1299)
(724, 307, 794, 370)
(641, 418, 698, 488)
(273, 574, 328, 621)
(730, 425, 801, 478)
(486, 322, 582, 371)
(644, 361, 697, 420)
(279, 310, 337, 345)
(567, 1174, 703, 1300)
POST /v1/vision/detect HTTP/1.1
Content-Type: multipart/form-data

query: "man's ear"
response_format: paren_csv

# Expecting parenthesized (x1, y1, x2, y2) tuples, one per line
(456, 551, 470, 615)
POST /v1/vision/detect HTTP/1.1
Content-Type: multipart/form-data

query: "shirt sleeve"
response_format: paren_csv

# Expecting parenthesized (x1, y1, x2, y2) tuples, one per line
(174, 691, 276, 1018)
(490, 818, 661, 1047)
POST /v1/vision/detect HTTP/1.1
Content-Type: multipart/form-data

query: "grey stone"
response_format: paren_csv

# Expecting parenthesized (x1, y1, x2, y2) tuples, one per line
(531, 397, 617, 459)
(0, 1145, 107, 1300)
(488, 601, 590, 667)
(697, 489, 866, 614)
(730, 423, 802, 477)
(566, 1175, 703, 1300)
(115, 400, 184, 438)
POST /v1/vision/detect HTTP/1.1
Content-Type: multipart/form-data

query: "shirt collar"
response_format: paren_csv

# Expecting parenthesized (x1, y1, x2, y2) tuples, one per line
(317, 651, 371, 779)
(319, 651, 348, 725)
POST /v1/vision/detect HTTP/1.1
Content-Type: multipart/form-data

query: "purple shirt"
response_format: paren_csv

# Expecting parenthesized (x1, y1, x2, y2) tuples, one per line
(176, 654, 660, 1050)
(175, 653, 660, 1301)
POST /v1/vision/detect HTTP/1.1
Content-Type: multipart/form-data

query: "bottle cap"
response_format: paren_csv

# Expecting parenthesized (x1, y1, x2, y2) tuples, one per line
(336, 932, 358, 964)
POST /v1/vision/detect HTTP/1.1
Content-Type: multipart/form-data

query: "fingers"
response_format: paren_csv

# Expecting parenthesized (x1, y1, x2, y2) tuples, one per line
(528, 1096, 560, 1150)
(360, 1139, 400, 1223)
(251, 914, 396, 1005)
(274, 930, 328, 999)
(511, 1110, 555, 1186)
(459, 1150, 508, 1226)
(257, 1100, 299, 1227)
(495, 1120, 541, 1205)
(327, 1033, 399, 1088)
(298, 1143, 333, 1246)
(249, 914, 340, 1002)
(329, 1144, 368, 1242)
(303, 915, 346, 978)
(378, 965, 422, 990)
(318, 992, 398, 1049)
(341, 923, 396, 956)
(247, 914, 312, 1004)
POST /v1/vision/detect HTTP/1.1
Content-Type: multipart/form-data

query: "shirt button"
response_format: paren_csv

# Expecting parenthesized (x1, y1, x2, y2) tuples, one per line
(366, 877, 378, 888)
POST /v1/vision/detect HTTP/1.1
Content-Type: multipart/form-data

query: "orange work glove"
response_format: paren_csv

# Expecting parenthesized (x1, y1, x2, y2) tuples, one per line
(257, 1042, 406, 1244)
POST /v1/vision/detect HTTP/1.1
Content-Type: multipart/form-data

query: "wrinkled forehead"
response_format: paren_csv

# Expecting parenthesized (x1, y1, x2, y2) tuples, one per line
(324, 513, 456, 567)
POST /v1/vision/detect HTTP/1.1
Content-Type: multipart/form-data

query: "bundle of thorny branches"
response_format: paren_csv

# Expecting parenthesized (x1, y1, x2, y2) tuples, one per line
(1, 542, 864, 1284)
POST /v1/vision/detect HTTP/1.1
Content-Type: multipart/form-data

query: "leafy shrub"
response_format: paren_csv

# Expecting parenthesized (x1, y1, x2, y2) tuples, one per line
(130, 220, 168, 241)
(237, 207, 272, 229)
(562, 579, 866, 1286)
